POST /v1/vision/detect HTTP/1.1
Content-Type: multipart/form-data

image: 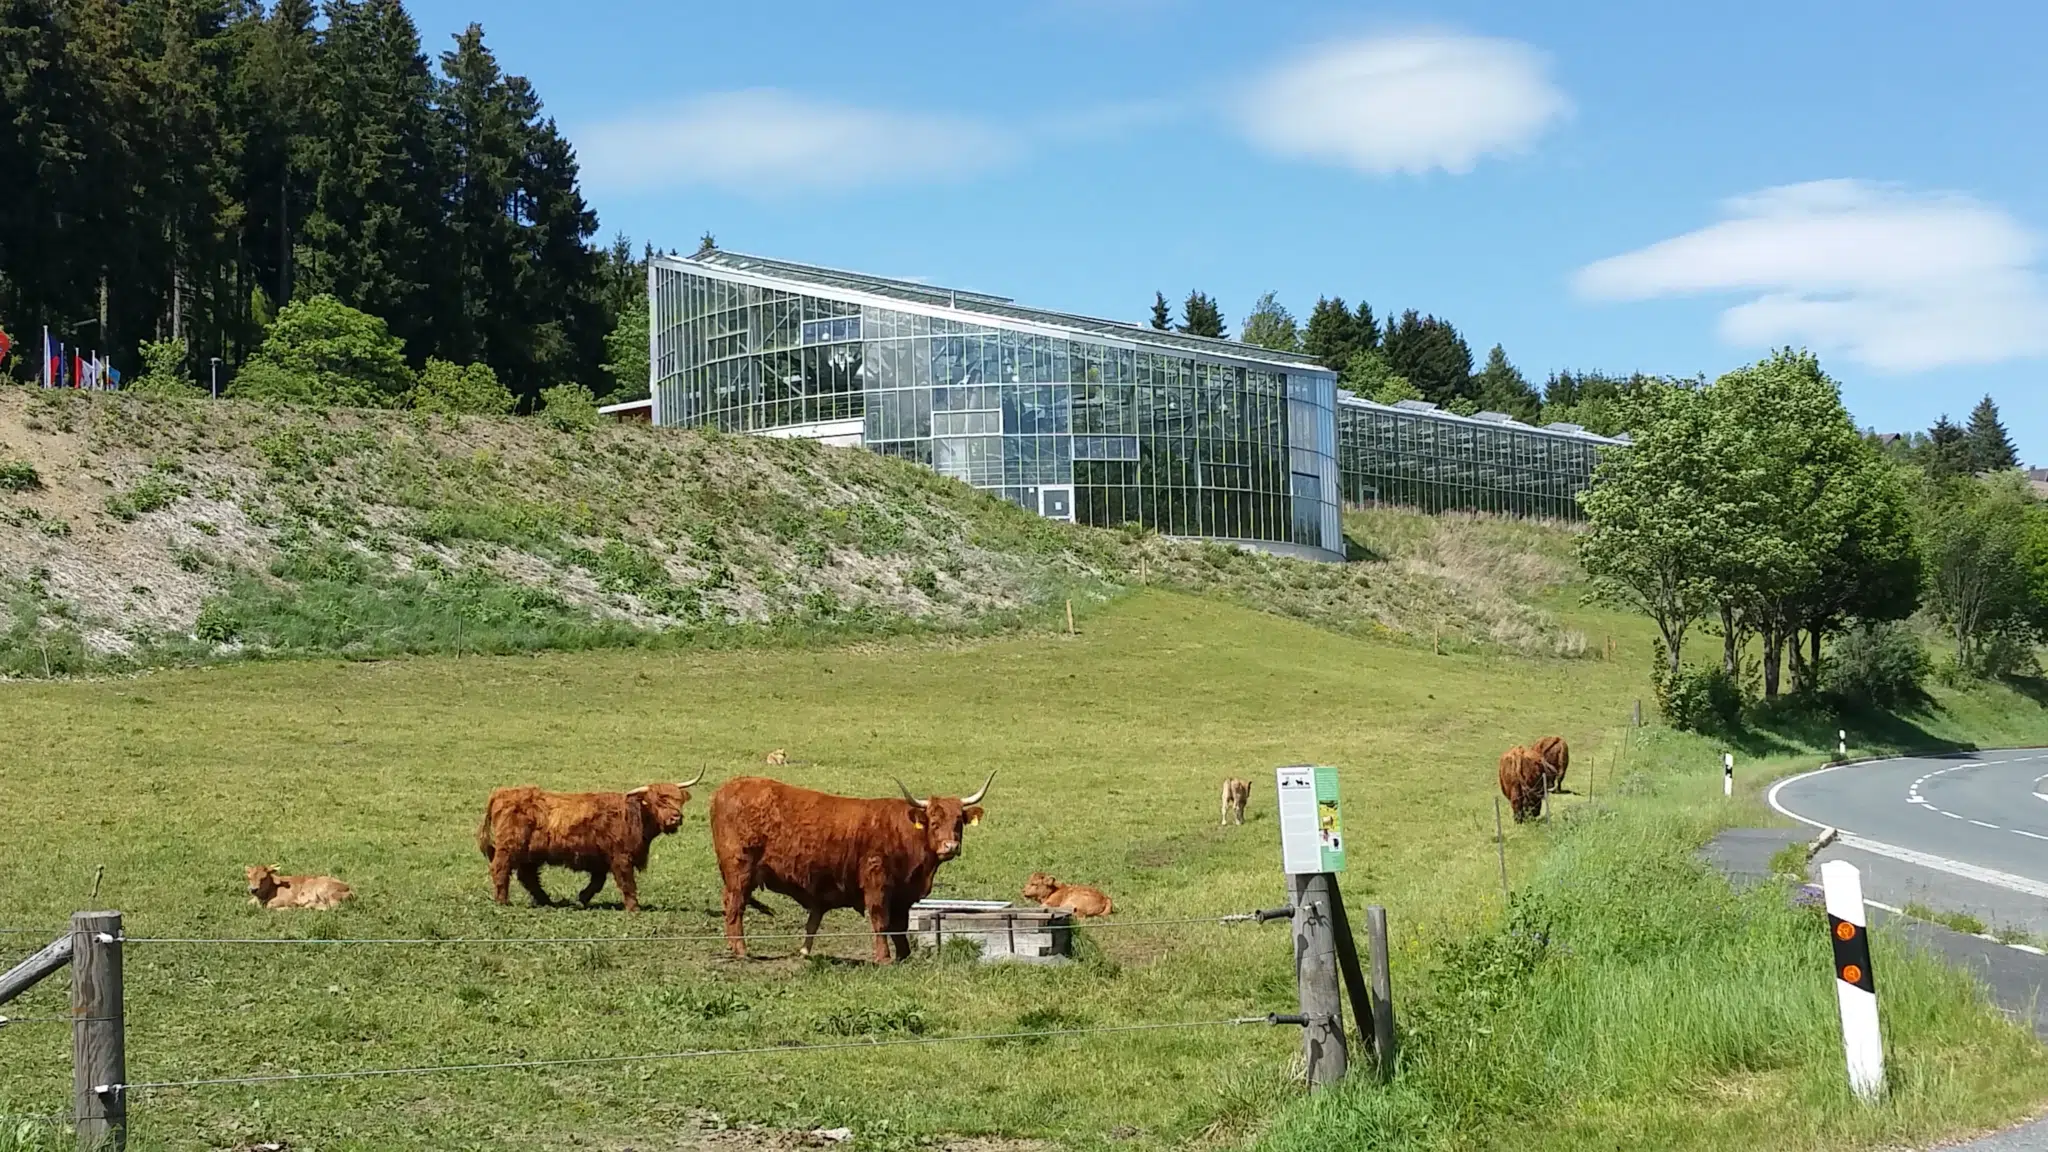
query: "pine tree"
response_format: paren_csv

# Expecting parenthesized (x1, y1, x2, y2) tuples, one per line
(1926, 415, 1970, 478)
(1473, 344, 1540, 421)
(1148, 291, 1171, 331)
(1965, 394, 2018, 472)
(1304, 297, 1358, 371)
(1178, 291, 1225, 339)
(1381, 310, 1473, 406)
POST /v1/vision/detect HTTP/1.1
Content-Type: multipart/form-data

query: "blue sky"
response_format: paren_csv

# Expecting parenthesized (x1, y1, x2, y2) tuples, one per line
(410, 0, 2046, 461)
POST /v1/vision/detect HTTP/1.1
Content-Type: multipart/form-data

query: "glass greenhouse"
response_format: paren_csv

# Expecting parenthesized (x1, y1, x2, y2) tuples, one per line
(651, 251, 1345, 560)
(647, 251, 1623, 559)
(1336, 395, 1623, 521)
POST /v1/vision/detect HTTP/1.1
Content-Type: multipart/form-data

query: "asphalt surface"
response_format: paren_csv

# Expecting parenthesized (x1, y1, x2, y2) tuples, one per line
(1769, 749, 2048, 937)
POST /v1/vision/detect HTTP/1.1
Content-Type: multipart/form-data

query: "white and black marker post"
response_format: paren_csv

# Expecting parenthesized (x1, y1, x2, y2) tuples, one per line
(1820, 860, 1884, 1101)
(1723, 752, 1734, 797)
(1839, 729, 1848, 759)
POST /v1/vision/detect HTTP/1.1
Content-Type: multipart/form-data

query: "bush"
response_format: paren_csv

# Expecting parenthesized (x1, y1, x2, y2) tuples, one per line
(1822, 621, 1929, 707)
(126, 338, 203, 397)
(0, 459, 41, 492)
(230, 294, 415, 408)
(1652, 652, 1743, 733)
(538, 383, 598, 431)
(412, 358, 516, 415)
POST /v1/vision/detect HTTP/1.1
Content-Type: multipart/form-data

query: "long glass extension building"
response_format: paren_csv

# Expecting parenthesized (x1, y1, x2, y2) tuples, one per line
(648, 251, 1622, 560)
(651, 251, 1345, 560)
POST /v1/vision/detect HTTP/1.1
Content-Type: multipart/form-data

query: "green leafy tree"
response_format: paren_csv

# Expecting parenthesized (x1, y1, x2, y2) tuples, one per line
(1473, 344, 1540, 422)
(538, 381, 598, 430)
(1539, 370, 1650, 437)
(1342, 348, 1419, 404)
(230, 293, 414, 406)
(1920, 472, 2037, 673)
(1381, 310, 1472, 406)
(1238, 291, 1300, 352)
(1965, 394, 2018, 473)
(600, 296, 649, 401)
(411, 357, 514, 413)
(1148, 291, 1171, 331)
(1178, 291, 1225, 339)
(1579, 380, 1735, 682)
(127, 338, 201, 396)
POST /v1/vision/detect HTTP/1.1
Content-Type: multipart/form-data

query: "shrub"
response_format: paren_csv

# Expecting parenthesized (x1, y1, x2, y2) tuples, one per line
(193, 599, 240, 644)
(412, 358, 516, 415)
(230, 294, 415, 408)
(126, 338, 203, 397)
(1822, 621, 1930, 707)
(538, 383, 598, 431)
(0, 459, 41, 492)
(1652, 651, 1743, 732)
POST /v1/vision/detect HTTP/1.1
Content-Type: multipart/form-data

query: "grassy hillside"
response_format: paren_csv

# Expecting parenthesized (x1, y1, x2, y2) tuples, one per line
(0, 387, 1587, 676)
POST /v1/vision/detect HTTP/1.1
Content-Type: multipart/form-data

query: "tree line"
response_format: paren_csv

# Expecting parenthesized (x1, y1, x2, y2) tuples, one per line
(1149, 287, 1646, 436)
(0, 0, 650, 408)
(1578, 349, 2045, 729)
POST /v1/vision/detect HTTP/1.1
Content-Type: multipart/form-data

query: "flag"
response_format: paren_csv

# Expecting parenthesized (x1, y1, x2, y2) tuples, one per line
(0, 326, 12, 364)
(43, 327, 53, 388)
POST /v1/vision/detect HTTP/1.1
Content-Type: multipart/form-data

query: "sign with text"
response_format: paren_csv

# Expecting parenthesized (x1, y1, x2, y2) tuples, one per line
(1277, 765, 1346, 874)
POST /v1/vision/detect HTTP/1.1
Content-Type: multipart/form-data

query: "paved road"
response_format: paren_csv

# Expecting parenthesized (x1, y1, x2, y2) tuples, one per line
(1770, 749, 2048, 937)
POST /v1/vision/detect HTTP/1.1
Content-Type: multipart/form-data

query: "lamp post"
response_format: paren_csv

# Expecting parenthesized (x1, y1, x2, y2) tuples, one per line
(210, 357, 221, 399)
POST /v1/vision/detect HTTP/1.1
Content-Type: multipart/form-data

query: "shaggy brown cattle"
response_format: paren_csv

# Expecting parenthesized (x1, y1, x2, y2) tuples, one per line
(1021, 872, 1113, 918)
(1534, 735, 1570, 794)
(245, 864, 353, 910)
(711, 772, 993, 964)
(1498, 745, 1547, 823)
(1220, 778, 1251, 826)
(477, 774, 702, 912)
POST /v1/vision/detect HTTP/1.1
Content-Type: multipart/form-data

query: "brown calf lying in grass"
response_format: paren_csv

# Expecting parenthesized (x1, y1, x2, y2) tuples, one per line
(1021, 872, 1113, 918)
(246, 864, 354, 909)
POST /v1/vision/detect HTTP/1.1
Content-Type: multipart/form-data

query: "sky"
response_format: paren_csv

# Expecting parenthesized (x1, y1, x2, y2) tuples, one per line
(408, 0, 2047, 461)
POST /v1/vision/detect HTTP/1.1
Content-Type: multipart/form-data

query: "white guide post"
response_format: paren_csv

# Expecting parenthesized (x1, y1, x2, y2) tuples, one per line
(1820, 860, 1884, 1101)
(1839, 729, 1848, 758)
(1723, 752, 1734, 797)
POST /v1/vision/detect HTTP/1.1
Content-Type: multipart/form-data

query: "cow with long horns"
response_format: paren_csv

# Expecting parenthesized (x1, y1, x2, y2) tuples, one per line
(709, 772, 994, 964)
(477, 773, 704, 912)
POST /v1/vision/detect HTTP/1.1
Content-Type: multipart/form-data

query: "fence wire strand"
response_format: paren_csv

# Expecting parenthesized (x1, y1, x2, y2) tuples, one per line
(113, 1016, 1268, 1094)
(115, 911, 1270, 948)
(0, 1015, 85, 1026)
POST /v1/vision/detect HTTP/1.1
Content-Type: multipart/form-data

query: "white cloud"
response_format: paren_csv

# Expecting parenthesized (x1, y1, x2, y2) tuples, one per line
(577, 89, 1011, 196)
(1576, 180, 2048, 372)
(1233, 32, 1570, 176)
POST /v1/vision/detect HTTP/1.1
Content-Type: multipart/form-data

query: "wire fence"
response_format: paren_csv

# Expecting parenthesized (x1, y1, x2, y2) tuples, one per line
(111, 910, 1280, 949)
(0, 1016, 80, 1027)
(110, 1016, 1271, 1095)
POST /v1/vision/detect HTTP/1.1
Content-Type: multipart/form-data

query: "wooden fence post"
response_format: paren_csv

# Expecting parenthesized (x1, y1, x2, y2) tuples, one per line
(1288, 873, 1348, 1088)
(1324, 884, 1377, 1068)
(1366, 905, 1397, 1080)
(1493, 797, 1510, 908)
(72, 910, 125, 1152)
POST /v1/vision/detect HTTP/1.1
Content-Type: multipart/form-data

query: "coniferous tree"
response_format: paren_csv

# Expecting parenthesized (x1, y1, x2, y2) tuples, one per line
(1148, 291, 1171, 331)
(1178, 291, 1225, 339)
(1473, 344, 1539, 421)
(1304, 296, 1359, 371)
(1965, 394, 2018, 473)
(1381, 310, 1473, 406)
(1926, 415, 1971, 478)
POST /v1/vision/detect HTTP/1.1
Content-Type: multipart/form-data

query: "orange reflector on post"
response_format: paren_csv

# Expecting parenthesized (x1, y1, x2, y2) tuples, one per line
(1836, 921, 1857, 942)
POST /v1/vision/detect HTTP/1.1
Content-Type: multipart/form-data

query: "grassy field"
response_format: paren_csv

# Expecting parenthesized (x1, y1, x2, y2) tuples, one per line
(4, 579, 2048, 1151)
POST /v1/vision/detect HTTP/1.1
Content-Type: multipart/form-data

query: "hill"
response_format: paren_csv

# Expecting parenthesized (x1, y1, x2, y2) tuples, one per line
(0, 387, 1589, 676)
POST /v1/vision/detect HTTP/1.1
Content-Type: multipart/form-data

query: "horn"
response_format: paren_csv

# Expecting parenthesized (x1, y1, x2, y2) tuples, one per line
(626, 786, 648, 797)
(961, 770, 995, 806)
(895, 779, 928, 809)
(678, 770, 706, 788)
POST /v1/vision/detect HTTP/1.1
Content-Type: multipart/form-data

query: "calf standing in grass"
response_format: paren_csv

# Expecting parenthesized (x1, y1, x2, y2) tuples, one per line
(246, 865, 353, 910)
(1021, 872, 1113, 918)
(1220, 777, 1251, 826)
(711, 772, 993, 963)
(478, 774, 702, 912)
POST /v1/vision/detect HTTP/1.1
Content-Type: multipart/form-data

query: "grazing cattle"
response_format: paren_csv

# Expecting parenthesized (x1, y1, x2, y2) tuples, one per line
(1021, 872, 1113, 918)
(711, 772, 993, 964)
(1533, 735, 1571, 794)
(245, 864, 353, 910)
(1498, 746, 1547, 823)
(477, 774, 703, 912)
(1220, 778, 1251, 826)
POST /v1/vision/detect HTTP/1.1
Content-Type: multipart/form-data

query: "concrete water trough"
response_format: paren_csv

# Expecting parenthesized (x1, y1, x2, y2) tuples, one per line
(907, 899, 1074, 962)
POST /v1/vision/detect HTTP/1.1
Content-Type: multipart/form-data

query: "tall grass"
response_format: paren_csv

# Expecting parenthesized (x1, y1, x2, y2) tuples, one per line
(1259, 805, 2048, 1152)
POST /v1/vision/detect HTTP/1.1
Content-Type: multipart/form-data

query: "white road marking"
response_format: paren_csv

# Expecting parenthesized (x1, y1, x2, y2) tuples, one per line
(1970, 820, 2000, 829)
(2016, 830, 2048, 842)
(1942, 811, 1964, 819)
(2015, 945, 2047, 956)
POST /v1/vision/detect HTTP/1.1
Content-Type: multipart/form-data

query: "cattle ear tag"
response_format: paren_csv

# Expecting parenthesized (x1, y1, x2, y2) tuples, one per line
(969, 814, 981, 826)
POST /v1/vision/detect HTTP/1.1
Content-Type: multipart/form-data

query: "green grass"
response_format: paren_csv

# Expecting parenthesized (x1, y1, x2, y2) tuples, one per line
(3, 588, 2048, 1150)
